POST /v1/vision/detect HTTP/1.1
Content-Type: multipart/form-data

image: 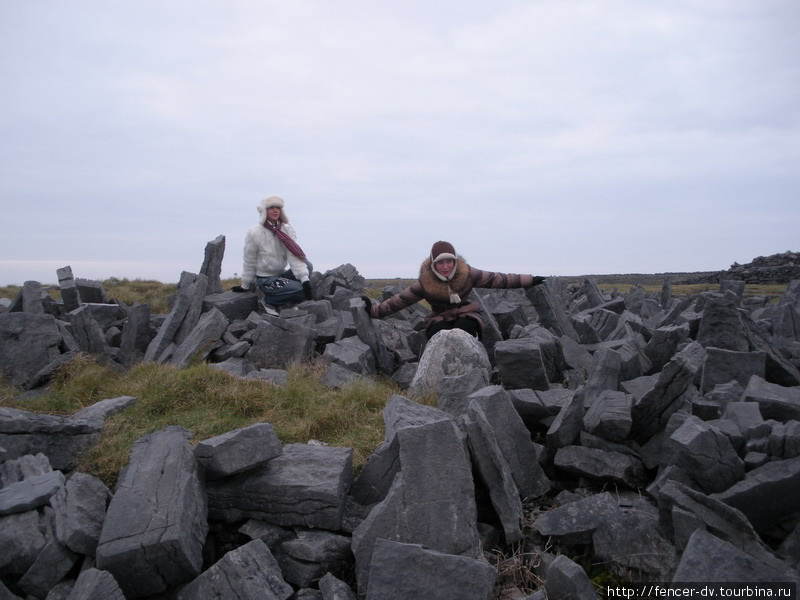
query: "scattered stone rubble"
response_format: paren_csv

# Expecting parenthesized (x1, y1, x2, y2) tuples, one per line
(684, 251, 800, 285)
(1, 238, 800, 598)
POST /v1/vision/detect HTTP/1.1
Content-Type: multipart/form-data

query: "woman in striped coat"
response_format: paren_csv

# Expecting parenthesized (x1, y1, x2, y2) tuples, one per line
(366, 241, 545, 339)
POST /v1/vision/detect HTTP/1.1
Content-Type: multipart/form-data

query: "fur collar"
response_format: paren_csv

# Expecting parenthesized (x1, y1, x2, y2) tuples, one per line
(419, 257, 470, 300)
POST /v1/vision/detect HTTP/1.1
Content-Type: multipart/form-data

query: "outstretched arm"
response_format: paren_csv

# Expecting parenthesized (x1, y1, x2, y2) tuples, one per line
(365, 282, 425, 318)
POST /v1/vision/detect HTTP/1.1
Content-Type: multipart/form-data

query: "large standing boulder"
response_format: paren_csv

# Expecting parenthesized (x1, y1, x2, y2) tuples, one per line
(408, 329, 491, 397)
(96, 426, 208, 598)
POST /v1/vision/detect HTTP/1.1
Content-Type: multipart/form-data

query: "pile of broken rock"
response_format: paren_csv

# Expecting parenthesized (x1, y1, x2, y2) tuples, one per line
(1, 237, 799, 599)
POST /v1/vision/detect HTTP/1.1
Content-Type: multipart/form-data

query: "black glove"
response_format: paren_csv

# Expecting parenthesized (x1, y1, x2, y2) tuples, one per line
(360, 295, 374, 318)
(231, 285, 250, 293)
(531, 276, 546, 286)
(302, 281, 313, 301)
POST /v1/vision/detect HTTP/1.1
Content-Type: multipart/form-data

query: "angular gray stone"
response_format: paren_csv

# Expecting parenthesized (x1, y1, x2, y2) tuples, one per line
(351, 419, 482, 596)
(554, 445, 647, 489)
(195, 422, 282, 478)
(321, 361, 365, 389)
(712, 455, 800, 536)
(583, 346, 622, 402)
(144, 273, 208, 362)
(349, 438, 400, 508)
(533, 492, 623, 546)
(169, 307, 229, 367)
(696, 294, 750, 352)
(199, 234, 226, 295)
(277, 529, 353, 588)
(544, 554, 597, 600)
(57, 266, 81, 312)
(52, 472, 110, 557)
(436, 368, 491, 418)
(655, 479, 785, 570)
(743, 375, 800, 422)
(203, 289, 260, 322)
(319, 572, 356, 600)
(365, 539, 496, 600)
(583, 389, 632, 442)
(467, 386, 551, 500)
(16, 537, 79, 599)
(207, 443, 353, 530)
(673, 529, 794, 583)
(0, 509, 49, 580)
(96, 426, 208, 598)
(65, 568, 125, 600)
(462, 401, 524, 543)
(494, 336, 550, 391)
(177, 539, 293, 600)
(350, 297, 394, 375)
(0, 312, 63, 389)
(118, 302, 151, 366)
(546, 388, 586, 450)
(0, 453, 51, 487)
(0, 469, 64, 516)
(592, 500, 677, 582)
(526, 283, 579, 341)
(701, 348, 766, 394)
(245, 313, 315, 368)
(665, 415, 744, 494)
(409, 329, 492, 397)
(645, 324, 690, 373)
(630, 341, 707, 442)
(382, 394, 451, 443)
(322, 336, 376, 375)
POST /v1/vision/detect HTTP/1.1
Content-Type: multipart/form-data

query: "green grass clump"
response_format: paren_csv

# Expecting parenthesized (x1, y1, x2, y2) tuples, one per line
(1, 355, 429, 487)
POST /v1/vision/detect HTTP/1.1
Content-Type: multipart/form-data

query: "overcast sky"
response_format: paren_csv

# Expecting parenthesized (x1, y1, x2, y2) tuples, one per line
(1, 1, 798, 286)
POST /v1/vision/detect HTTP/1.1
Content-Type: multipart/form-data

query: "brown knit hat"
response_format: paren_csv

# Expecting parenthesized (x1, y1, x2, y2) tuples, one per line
(430, 241, 457, 263)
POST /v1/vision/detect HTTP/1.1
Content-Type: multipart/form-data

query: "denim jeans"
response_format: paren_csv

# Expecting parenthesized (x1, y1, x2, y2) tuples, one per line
(256, 260, 313, 308)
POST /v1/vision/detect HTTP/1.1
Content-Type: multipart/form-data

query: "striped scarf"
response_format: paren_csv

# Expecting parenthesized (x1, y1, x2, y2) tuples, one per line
(263, 221, 307, 260)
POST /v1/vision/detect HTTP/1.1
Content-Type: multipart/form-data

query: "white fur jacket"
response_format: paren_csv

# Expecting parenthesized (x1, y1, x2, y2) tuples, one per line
(240, 222, 309, 289)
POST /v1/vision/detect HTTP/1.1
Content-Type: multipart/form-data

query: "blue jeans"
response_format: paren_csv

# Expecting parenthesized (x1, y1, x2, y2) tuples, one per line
(256, 261, 313, 308)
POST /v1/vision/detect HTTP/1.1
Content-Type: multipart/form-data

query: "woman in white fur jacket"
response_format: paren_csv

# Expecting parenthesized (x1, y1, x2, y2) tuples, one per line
(231, 196, 313, 315)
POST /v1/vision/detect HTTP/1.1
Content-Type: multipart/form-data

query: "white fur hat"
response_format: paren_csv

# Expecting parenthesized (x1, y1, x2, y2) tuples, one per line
(257, 196, 288, 224)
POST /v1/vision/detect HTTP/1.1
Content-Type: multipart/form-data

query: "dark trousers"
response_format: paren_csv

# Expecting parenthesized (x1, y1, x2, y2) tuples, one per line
(426, 316, 481, 339)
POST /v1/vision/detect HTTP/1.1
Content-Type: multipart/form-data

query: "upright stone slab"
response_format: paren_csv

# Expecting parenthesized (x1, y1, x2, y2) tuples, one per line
(351, 297, 394, 375)
(200, 234, 226, 295)
(462, 401, 524, 543)
(69, 305, 110, 355)
(169, 307, 229, 367)
(645, 324, 690, 374)
(0, 313, 62, 389)
(351, 419, 482, 596)
(365, 539, 496, 600)
(96, 426, 208, 598)
(118, 302, 151, 366)
(544, 554, 598, 600)
(52, 472, 111, 557)
(144, 273, 208, 362)
(468, 386, 551, 500)
(19, 281, 44, 314)
(526, 283, 579, 341)
(57, 266, 81, 312)
(630, 341, 707, 443)
(696, 294, 750, 352)
(66, 568, 125, 600)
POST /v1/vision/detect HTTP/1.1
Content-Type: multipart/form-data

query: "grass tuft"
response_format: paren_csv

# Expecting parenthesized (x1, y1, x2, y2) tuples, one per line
(1, 356, 428, 487)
